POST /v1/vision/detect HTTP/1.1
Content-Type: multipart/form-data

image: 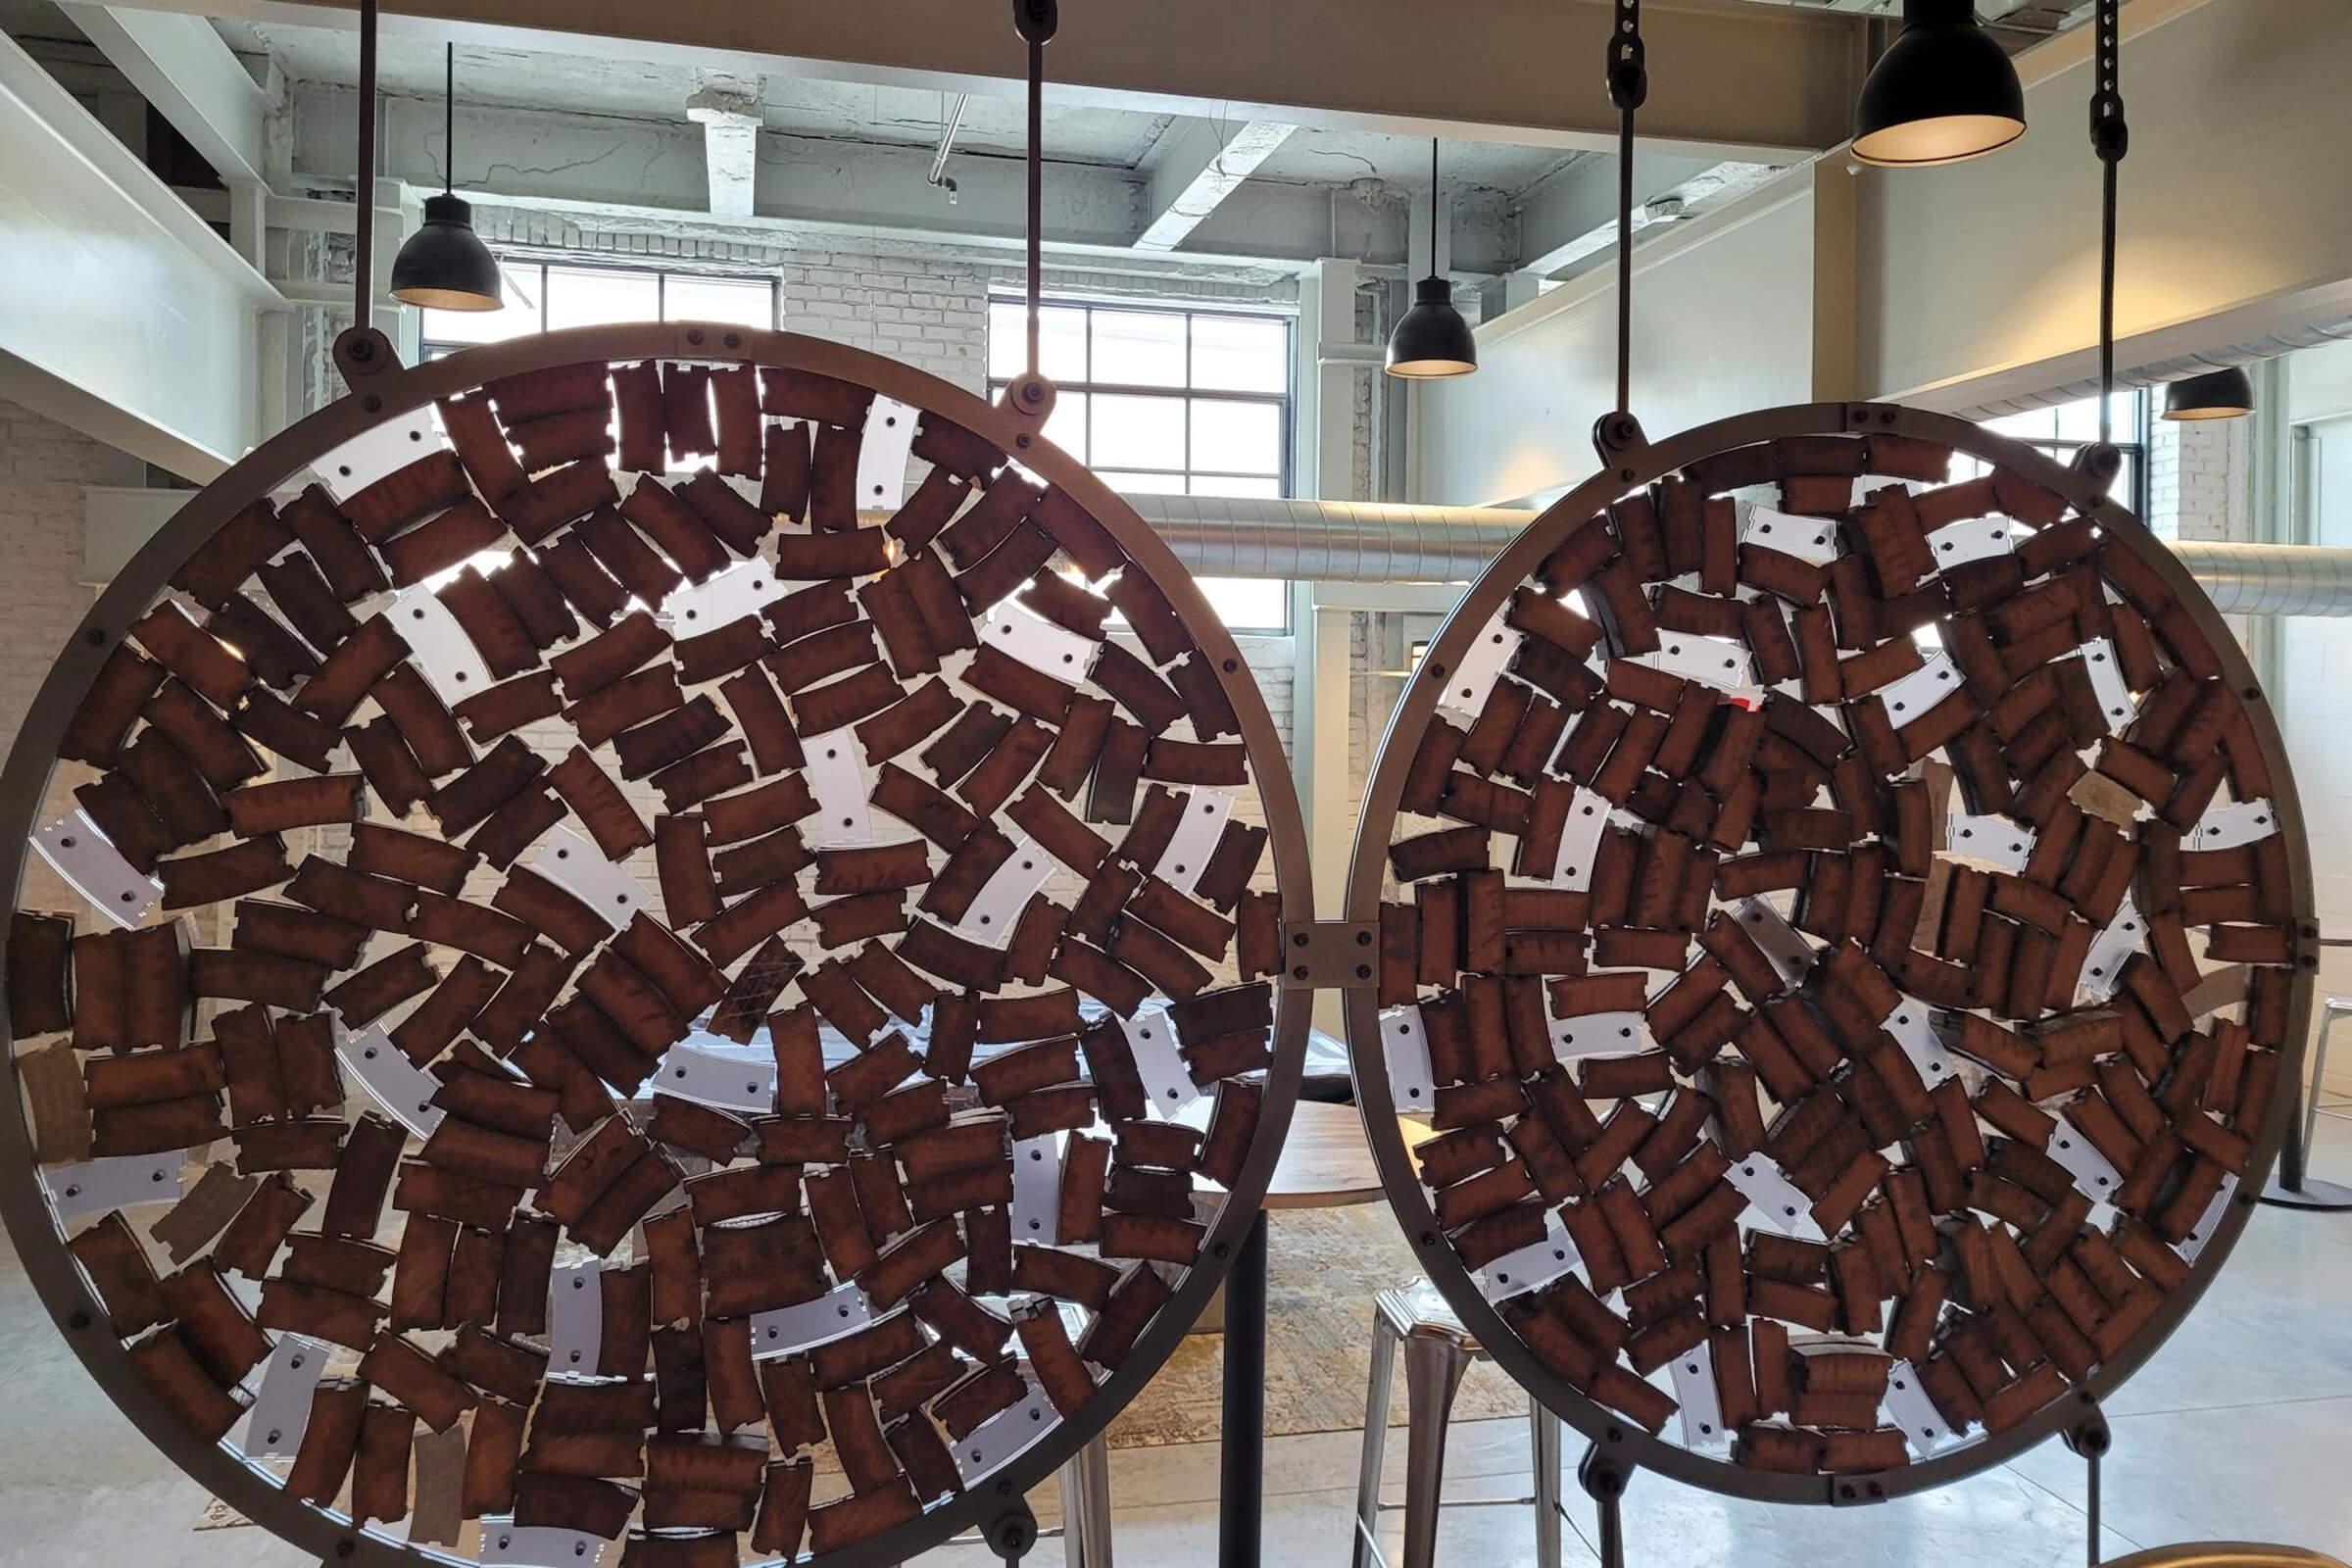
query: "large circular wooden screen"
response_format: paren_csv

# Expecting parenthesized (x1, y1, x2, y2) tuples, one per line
(1344, 403, 2310, 1502)
(0, 325, 1307, 1568)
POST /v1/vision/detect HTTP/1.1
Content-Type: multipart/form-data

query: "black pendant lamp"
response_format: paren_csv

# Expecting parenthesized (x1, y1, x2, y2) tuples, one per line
(1386, 140, 1478, 379)
(1852, 0, 2028, 168)
(392, 43, 503, 311)
(2163, 366, 2255, 421)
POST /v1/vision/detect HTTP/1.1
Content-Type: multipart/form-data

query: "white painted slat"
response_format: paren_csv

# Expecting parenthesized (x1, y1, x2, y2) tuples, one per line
(750, 1281, 873, 1356)
(385, 584, 495, 707)
(1153, 789, 1233, 895)
(239, 1335, 328, 1458)
(1476, 1219, 1580, 1303)
(1433, 610, 1522, 722)
(1740, 505, 1838, 564)
(1378, 1005, 1436, 1117)
(40, 1152, 180, 1220)
(1880, 653, 1963, 729)
(318, 410, 444, 500)
(1946, 811, 2035, 872)
(983, 608, 1101, 683)
(1010, 1133, 1062, 1247)
(337, 1023, 445, 1137)
(1727, 1154, 1819, 1238)
(1125, 1008, 1202, 1117)
(802, 726, 875, 847)
(855, 396, 921, 512)
(958, 836, 1057, 946)
(546, 1263, 603, 1376)
(1670, 1340, 1731, 1451)
(525, 826, 646, 930)
(2192, 798, 2278, 851)
(31, 810, 161, 927)
(653, 1043, 776, 1113)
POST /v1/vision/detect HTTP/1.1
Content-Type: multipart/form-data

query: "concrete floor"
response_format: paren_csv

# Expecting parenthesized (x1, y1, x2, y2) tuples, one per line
(8, 1122, 2352, 1568)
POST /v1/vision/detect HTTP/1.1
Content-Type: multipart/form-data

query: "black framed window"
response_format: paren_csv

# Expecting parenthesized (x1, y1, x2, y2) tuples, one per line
(419, 257, 778, 359)
(1967, 391, 2150, 518)
(987, 296, 1294, 633)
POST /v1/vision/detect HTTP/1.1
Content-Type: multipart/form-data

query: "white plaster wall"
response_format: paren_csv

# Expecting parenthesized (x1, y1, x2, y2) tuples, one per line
(1409, 180, 1818, 508)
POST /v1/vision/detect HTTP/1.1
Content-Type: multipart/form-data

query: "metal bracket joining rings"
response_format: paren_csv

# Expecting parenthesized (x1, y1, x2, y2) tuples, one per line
(1011, 0, 1056, 43)
(331, 325, 402, 390)
(1276, 920, 1379, 990)
(1592, 410, 1650, 475)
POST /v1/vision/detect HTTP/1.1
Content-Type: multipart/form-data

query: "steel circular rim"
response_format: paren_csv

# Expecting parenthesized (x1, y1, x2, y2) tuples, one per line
(1341, 399, 2314, 1504)
(0, 321, 1310, 1568)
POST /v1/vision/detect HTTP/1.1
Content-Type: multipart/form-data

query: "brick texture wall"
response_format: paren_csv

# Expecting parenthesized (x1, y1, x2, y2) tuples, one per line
(0, 400, 142, 911)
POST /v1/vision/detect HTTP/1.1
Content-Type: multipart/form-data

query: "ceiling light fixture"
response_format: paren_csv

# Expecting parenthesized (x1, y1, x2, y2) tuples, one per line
(391, 42, 504, 312)
(1852, 0, 2028, 169)
(1385, 139, 1478, 379)
(2163, 366, 2256, 421)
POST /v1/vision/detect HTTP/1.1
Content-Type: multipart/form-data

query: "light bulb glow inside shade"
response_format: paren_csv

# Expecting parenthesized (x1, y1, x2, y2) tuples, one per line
(2163, 367, 2256, 421)
(391, 193, 504, 312)
(1851, 0, 2028, 169)
(1386, 276, 1478, 379)
(1852, 112, 2027, 168)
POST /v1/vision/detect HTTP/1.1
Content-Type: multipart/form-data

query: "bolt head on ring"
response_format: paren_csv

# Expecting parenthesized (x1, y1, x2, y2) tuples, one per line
(1003, 371, 1058, 428)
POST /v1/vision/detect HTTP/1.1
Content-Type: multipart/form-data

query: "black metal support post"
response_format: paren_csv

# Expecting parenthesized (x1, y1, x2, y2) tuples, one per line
(1218, 1209, 1269, 1568)
(354, 0, 376, 335)
(2090, 0, 2126, 454)
(2062, 1395, 2112, 1568)
(1579, 1445, 1634, 1568)
(1592, 0, 1649, 466)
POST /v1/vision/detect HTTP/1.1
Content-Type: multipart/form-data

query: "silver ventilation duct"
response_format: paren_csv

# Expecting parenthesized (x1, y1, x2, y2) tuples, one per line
(1125, 495, 1532, 585)
(1125, 495, 2352, 617)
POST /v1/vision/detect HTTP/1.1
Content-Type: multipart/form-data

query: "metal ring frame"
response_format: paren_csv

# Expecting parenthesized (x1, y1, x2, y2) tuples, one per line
(0, 322, 1309, 1568)
(1342, 400, 2314, 1504)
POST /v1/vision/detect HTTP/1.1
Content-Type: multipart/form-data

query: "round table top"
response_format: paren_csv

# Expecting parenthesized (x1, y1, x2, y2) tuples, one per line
(1262, 1101, 1432, 1209)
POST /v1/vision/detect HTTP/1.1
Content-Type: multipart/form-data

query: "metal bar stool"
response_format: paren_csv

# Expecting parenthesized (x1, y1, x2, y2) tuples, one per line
(2265, 995, 2352, 1208)
(1351, 1280, 1563, 1568)
(1056, 1432, 1115, 1568)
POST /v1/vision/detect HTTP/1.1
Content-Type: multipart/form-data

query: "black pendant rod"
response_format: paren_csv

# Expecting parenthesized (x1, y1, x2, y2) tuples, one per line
(354, 0, 377, 332)
(1429, 138, 1441, 277)
(2091, 0, 2127, 445)
(444, 42, 456, 195)
(1607, 0, 1647, 420)
(1015, 0, 1058, 384)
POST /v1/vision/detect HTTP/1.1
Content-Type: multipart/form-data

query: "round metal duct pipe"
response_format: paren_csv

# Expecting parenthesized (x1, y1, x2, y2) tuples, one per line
(2169, 541, 2352, 617)
(1123, 495, 1532, 584)
(1126, 495, 2352, 616)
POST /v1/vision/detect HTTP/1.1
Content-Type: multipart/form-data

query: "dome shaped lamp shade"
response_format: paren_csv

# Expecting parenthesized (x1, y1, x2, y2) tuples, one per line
(391, 44, 503, 312)
(2164, 366, 2256, 420)
(1387, 277, 1479, 379)
(1852, 0, 2028, 168)
(1387, 140, 1478, 378)
(391, 193, 503, 311)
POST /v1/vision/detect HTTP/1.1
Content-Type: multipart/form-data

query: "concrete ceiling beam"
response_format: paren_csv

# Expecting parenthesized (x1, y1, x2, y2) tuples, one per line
(289, 82, 1520, 272)
(110, 0, 1869, 158)
(1133, 117, 1298, 252)
(685, 81, 760, 218)
(57, 3, 273, 183)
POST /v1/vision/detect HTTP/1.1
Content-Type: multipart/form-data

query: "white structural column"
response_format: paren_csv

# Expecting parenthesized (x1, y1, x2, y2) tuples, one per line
(686, 81, 762, 219)
(1293, 258, 1367, 1032)
(1134, 117, 1297, 252)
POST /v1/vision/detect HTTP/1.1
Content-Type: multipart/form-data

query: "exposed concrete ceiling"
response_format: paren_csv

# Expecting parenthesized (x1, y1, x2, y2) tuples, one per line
(206, 16, 1602, 208)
